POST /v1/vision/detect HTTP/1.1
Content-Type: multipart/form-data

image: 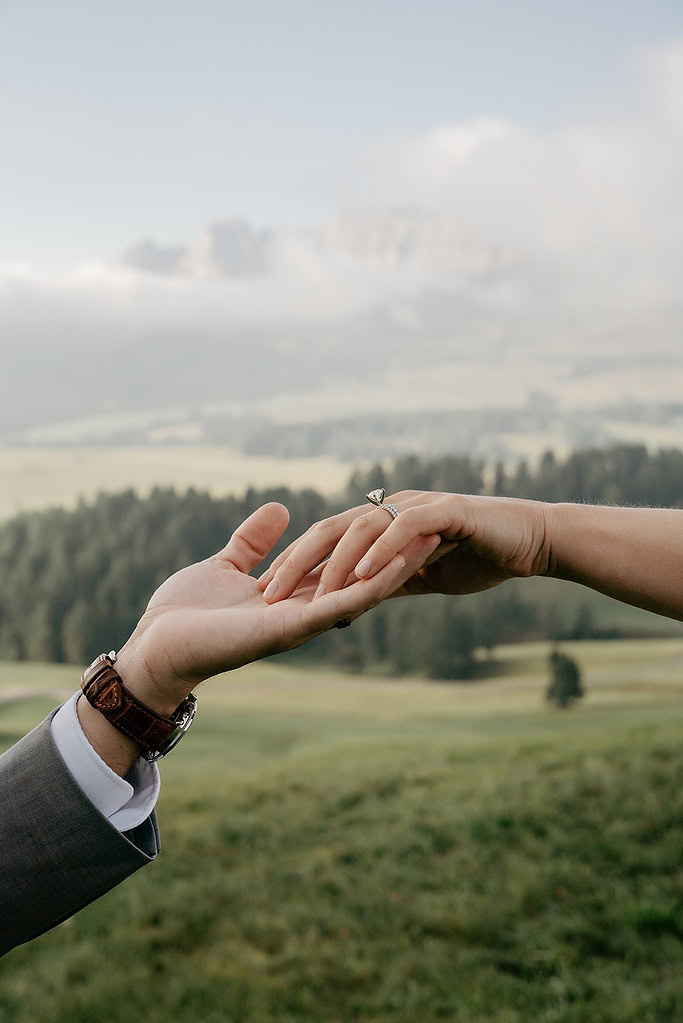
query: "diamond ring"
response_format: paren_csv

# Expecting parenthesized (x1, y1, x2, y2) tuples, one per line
(365, 487, 399, 520)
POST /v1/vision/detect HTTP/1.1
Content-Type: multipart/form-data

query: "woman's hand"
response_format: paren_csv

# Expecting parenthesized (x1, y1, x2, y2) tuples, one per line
(258, 492, 552, 605)
(115, 502, 441, 715)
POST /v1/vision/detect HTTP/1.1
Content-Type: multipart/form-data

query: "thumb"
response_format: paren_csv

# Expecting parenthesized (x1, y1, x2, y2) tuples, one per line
(216, 502, 290, 574)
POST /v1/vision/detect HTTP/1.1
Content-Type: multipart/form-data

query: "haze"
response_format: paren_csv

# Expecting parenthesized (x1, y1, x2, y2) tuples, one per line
(2, 1, 682, 465)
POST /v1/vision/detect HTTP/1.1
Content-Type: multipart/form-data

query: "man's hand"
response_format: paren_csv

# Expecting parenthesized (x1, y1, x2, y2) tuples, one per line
(114, 502, 441, 716)
(74, 499, 459, 777)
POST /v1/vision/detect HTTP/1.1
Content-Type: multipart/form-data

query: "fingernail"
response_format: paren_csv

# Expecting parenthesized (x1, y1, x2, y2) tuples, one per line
(264, 578, 279, 601)
(314, 582, 325, 600)
(356, 558, 371, 578)
(257, 572, 270, 588)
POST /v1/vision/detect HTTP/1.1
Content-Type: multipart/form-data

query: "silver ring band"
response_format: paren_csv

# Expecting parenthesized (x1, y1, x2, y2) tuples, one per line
(382, 503, 399, 520)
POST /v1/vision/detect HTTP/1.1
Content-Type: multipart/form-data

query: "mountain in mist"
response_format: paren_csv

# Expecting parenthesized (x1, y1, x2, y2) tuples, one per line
(120, 210, 499, 280)
(122, 219, 272, 278)
(3, 204, 682, 443)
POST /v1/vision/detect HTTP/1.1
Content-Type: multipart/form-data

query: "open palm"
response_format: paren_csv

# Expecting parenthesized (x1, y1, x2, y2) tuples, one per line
(119, 503, 436, 708)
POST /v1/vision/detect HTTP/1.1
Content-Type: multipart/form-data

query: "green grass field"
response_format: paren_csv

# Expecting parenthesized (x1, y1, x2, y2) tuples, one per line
(1, 642, 682, 1022)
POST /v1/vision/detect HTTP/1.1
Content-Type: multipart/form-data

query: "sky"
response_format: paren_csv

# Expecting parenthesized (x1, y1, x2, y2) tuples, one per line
(1, 0, 683, 266)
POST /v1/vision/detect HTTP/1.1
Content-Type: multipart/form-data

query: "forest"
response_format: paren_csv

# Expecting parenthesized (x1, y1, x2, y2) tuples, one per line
(1, 443, 682, 676)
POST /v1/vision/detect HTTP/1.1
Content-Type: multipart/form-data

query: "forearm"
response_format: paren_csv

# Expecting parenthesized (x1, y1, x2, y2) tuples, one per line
(546, 503, 683, 621)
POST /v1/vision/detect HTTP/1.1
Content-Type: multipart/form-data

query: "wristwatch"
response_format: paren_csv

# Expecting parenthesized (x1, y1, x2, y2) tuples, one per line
(80, 651, 197, 762)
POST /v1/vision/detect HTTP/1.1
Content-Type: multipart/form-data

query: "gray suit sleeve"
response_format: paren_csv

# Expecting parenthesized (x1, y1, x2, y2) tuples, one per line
(0, 711, 160, 957)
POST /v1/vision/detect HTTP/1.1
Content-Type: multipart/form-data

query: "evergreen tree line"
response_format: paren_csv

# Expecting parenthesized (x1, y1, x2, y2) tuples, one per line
(1, 444, 682, 676)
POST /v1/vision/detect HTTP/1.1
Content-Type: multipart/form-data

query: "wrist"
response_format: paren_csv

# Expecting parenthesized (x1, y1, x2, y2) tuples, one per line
(114, 641, 191, 719)
(76, 694, 141, 777)
(540, 501, 573, 581)
(78, 645, 198, 772)
(487, 496, 555, 579)
(529, 499, 557, 579)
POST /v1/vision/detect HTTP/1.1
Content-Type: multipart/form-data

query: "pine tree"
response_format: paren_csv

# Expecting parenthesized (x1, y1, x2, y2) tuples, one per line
(546, 649, 584, 708)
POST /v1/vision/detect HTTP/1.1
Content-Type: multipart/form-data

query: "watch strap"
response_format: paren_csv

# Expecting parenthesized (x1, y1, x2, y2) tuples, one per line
(81, 652, 193, 758)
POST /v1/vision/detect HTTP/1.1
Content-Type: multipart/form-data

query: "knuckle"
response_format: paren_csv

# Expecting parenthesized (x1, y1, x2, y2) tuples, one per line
(374, 533, 396, 556)
(316, 514, 343, 534)
(445, 493, 468, 525)
(400, 506, 420, 526)
(237, 532, 264, 560)
(350, 513, 376, 534)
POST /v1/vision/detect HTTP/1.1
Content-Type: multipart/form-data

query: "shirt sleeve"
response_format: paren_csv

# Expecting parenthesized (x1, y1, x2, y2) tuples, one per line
(50, 692, 160, 832)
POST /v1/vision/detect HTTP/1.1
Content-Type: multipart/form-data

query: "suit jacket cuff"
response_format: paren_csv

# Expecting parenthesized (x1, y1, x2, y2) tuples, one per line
(51, 691, 161, 831)
(0, 710, 160, 957)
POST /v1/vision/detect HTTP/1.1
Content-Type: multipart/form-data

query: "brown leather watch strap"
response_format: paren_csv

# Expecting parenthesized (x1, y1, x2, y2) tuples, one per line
(81, 652, 192, 756)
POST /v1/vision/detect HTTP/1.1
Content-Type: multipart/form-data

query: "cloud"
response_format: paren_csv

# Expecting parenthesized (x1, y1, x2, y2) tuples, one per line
(1, 40, 682, 356)
(364, 42, 683, 307)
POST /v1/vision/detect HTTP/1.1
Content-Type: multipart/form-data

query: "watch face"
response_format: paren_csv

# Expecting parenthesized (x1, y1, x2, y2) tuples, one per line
(145, 693, 198, 762)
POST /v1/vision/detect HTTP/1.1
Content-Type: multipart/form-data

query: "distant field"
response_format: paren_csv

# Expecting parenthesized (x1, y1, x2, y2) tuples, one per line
(0, 446, 351, 522)
(3, 638, 683, 732)
(1, 643, 682, 1022)
(260, 360, 683, 422)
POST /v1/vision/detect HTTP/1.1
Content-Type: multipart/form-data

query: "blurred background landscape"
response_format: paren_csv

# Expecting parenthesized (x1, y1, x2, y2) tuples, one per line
(1, 1, 682, 1019)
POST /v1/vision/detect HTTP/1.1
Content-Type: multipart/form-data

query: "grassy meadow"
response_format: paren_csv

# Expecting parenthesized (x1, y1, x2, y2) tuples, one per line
(1, 641, 682, 1022)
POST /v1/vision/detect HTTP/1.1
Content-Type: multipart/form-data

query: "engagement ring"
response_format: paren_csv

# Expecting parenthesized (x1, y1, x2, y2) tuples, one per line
(365, 487, 399, 520)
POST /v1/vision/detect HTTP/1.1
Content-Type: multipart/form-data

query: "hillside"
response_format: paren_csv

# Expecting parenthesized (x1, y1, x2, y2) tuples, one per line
(1, 645, 682, 1022)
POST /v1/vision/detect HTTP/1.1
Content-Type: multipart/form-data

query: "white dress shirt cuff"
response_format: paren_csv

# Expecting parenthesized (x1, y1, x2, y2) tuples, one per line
(50, 691, 160, 833)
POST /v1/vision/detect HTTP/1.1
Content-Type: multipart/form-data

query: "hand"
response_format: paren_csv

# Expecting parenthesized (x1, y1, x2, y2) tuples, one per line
(258, 491, 552, 605)
(115, 502, 441, 715)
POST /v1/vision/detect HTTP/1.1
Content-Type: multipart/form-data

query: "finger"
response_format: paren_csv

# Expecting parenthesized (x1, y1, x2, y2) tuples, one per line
(195, 535, 439, 677)
(263, 493, 435, 598)
(353, 504, 457, 581)
(301, 534, 441, 634)
(313, 507, 400, 598)
(215, 502, 290, 574)
(256, 526, 317, 588)
(256, 511, 353, 590)
(256, 493, 421, 591)
(257, 503, 369, 590)
(337, 535, 454, 596)
(261, 504, 368, 603)
(257, 492, 435, 595)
